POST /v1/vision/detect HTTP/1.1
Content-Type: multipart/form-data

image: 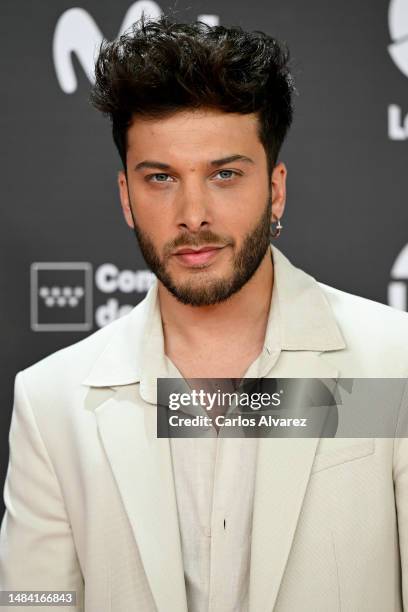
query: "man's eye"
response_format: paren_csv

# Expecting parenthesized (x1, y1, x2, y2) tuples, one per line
(215, 170, 239, 180)
(147, 173, 173, 182)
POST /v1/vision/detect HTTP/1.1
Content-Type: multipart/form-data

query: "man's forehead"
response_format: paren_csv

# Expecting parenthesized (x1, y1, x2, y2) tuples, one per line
(126, 108, 263, 162)
(128, 109, 260, 143)
(129, 107, 259, 128)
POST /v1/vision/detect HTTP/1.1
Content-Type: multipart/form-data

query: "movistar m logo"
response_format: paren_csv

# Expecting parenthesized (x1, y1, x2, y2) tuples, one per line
(53, 3, 219, 94)
(387, 0, 408, 139)
(388, 0, 408, 77)
(388, 243, 408, 312)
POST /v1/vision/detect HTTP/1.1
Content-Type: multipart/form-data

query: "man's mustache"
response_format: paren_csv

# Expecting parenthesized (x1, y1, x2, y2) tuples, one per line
(164, 232, 233, 256)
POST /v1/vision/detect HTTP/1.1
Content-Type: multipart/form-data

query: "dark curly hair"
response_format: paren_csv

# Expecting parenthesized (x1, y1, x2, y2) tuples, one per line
(90, 15, 296, 176)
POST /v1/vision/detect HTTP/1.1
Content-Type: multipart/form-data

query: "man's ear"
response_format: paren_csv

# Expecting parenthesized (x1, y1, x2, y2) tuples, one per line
(270, 161, 287, 223)
(117, 170, 135, 229)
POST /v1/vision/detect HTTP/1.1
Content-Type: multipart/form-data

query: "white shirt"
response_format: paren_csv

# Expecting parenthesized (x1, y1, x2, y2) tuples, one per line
(166, 284, 282, 612)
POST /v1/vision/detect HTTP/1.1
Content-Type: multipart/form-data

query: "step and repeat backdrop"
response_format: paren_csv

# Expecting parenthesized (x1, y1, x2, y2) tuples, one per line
(1, 0, 408, 511)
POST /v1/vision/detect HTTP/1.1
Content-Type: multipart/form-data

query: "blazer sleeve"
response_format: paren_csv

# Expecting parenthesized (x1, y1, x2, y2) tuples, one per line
(0, 372, 84, 611)
(394, 379, 408, 611)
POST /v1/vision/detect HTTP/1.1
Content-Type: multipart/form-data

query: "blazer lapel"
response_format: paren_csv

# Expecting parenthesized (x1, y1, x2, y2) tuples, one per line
(82, 283, 188, 612)
(249, 352, 340, 612)
(93, 386, 188, 612)
(248, 246, 346, 612)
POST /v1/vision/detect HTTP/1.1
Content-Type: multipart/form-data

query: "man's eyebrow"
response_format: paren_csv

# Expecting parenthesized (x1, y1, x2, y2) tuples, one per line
(134, 160, 171, 171)
(134, 155, 254, 172)
(210, 154, 254, 167)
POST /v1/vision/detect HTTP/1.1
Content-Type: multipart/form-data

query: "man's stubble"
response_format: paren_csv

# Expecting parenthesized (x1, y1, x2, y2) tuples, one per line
(128, 191, 272, 307)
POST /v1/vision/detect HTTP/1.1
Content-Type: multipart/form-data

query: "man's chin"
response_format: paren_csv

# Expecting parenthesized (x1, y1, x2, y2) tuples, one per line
(167, 290, 231, 307)
(160, 275, 240, 307)
(165, 262, 227, 284)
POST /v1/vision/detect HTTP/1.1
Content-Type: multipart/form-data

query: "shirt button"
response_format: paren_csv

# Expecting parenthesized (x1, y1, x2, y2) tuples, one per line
(204, 526, 211, 537)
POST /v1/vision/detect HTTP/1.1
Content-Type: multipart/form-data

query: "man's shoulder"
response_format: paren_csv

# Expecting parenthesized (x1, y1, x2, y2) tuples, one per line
(319, 281, 408, 331)
(20, 299, 146, 391)
(275, 245, 408, 348)
(318, 281, 408, 374)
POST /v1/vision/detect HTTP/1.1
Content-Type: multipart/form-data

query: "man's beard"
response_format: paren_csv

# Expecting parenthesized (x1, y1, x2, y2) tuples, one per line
(130, 196, 272, 307)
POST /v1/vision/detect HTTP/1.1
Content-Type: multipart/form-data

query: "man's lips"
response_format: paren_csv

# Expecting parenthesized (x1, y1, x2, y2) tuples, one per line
(173, 245, 225, 266)
(174, 245, 224, 255)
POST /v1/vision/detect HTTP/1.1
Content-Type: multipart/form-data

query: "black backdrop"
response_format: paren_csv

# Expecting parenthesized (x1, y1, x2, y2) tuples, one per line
(1, 0, 408, 516)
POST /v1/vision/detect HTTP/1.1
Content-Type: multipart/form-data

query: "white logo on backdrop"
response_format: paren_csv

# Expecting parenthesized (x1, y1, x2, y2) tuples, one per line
(53, 3, 220, 93)
(94, 263, 155, 328)
(31, 262, 156, 331)
(31, 262, 93, 332)
(388, 0, 408, 77)
(388, 243, 408, 311)
(387, 0, 408, 139)
(39, 285, 85, 308)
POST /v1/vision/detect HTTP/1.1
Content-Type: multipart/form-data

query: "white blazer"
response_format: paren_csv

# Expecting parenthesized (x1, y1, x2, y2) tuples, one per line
(1, 245, 408, 611)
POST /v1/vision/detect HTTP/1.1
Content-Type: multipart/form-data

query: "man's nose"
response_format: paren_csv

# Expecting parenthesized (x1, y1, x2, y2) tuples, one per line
(175, 179, 212, 233)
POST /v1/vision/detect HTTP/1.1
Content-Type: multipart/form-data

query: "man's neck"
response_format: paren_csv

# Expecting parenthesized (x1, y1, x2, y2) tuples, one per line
(158, 249, 274, 357)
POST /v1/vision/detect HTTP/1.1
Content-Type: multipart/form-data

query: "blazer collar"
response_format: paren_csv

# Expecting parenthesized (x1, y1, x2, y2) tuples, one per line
(82, 244, 346, 389)
(272, 246, 345, 351)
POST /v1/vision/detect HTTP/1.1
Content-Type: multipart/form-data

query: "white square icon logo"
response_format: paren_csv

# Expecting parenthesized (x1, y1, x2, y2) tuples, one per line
(31, 262, 93, 331)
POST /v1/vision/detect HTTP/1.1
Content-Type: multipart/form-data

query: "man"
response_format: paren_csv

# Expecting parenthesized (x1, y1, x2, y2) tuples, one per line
(1, 15, 408, 612)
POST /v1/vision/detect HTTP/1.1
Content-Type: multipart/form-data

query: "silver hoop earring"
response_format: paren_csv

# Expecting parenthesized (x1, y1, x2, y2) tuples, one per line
(270, 218, 283, 239)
